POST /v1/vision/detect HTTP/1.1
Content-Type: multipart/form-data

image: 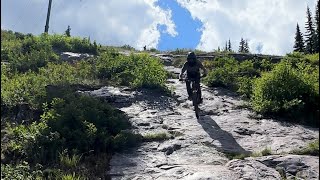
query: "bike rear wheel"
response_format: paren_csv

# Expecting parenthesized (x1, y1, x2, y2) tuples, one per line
(192, 84, 200, 119)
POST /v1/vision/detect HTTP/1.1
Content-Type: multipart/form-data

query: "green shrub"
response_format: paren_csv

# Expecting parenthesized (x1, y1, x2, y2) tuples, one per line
(39, 92, 132, 160)
(1, 162, 43, 180)
(203, 57, 239, 88)
(251, 60, 317, 119)
(238, 60, 259, 77)
(48, 34, 98, 55)
(1, 31, 98, 73)
(96, 51, 167, 89)
(1, 61, 96, 108)
(3, 90, 135, 164)
(236, 76, 255, 98)
(259, 59, 274, 72)
(204, 67, 235, 88)
(1, 71, 47, 108)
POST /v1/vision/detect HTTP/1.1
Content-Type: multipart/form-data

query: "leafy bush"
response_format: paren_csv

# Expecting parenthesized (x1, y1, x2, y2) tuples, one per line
(96, 51, 167, 89)
(1, 30, 98, 73)
(251, 60, 318, 121)
(38, 91, 133, 161)
(259, 59, 274, 72)
(1, 60, 97, 108)
(44, 34, 98, 55)
(203, 57, 240, 89)
(204, 67, 236, 88)
(3, 89, 137, 164)
(238, 60, 259, 77)
(1, 70, 47, 108)
(1, 162, 43, 180)
(236, 76, 255, 98)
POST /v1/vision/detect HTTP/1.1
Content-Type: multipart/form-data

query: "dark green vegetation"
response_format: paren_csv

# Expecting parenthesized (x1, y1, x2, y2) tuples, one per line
(203, 52, 319, 127)
(294, 1, 319, 54)
(1, 30, 168, 179)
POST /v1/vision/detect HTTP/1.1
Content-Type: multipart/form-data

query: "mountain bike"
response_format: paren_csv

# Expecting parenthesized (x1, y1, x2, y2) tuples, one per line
(179, 76, 204, 119)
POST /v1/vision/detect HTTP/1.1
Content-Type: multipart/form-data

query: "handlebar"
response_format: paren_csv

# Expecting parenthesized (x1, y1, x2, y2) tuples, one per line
(179, 74, 206, 82)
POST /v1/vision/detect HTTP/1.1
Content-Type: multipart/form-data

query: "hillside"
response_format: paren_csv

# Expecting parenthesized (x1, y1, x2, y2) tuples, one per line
(1, 30, 319, 179)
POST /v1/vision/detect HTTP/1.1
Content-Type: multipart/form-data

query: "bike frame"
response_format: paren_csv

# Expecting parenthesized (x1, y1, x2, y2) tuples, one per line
(187, 78, 200, 119)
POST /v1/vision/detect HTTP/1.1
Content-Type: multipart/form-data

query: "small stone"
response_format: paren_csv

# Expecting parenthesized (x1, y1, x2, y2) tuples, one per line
(165, 147, 174, 155)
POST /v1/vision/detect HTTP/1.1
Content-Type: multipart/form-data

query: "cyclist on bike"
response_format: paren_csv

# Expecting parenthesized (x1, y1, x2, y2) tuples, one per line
(179, 52, 207, 103)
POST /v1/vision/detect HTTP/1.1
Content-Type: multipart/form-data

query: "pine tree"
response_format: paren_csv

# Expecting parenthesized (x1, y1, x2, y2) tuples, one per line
(244, 40, 250, 53)
(228, 39, 232, 52)
(238, 38, 245, 53)
(315, 0, 319, 53)
(225, 41, 228, 51)
(65, 25, 71, 37)
(293, 23, 305, 52)
(305, 6, 316, 54)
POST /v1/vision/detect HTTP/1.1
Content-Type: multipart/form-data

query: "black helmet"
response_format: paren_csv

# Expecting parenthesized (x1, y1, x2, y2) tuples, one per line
(187, 52, 197, 66)
(187, 51, 197, 60)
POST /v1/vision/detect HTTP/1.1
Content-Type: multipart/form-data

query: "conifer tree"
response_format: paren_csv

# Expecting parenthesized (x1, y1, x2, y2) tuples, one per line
(238, 38, 245, 53)
(293, 23, 305, 52)
(244, 40, 250, 53)
(305, 6, 316, 53)
(315, 0, 319, 52)
(228, 39, 232, 52)
(65, 25, 71, 37)
(225, 41, 228, 51)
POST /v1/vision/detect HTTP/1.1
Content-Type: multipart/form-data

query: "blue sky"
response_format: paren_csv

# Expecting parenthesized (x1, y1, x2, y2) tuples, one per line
(156, 0, 201, 50)
(1, 0, 318, 55)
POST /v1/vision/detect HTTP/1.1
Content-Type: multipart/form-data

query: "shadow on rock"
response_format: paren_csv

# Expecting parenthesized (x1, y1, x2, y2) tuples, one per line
(197, 115, 251, 155)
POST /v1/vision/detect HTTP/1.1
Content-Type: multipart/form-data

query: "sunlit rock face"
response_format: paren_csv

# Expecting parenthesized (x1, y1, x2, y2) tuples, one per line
(82, 65, 318, 180)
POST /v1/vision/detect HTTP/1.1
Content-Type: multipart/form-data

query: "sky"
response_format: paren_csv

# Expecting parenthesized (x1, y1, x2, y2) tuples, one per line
(1, 0, 318, 55)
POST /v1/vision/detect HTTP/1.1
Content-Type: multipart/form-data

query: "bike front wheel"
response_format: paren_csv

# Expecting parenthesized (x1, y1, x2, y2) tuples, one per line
(192, 91, 200, 119)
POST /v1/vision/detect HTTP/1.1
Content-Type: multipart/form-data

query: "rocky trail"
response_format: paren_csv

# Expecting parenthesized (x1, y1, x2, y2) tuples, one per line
(83, 65, 318, 180)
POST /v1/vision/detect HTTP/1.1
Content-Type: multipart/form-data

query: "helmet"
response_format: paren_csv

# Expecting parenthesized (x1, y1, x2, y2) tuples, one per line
(187, 51, 197, 65)
(187, 51, 196, 60)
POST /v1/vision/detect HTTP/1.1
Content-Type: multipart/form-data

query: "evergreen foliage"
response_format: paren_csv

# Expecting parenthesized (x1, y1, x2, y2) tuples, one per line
(65, 25, 71, 37)
(305, 6, 316, 53)
(228, 39, 232, 52)
(293, 23, 305, 52)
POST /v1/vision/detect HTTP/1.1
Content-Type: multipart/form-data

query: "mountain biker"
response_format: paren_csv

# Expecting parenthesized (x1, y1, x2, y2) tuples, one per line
(179, 52, 207, 103)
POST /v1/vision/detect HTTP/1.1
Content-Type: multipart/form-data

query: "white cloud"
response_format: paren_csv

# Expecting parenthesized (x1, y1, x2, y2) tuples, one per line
(176, 0, 317, 55)
(1, 0, 177, 50)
